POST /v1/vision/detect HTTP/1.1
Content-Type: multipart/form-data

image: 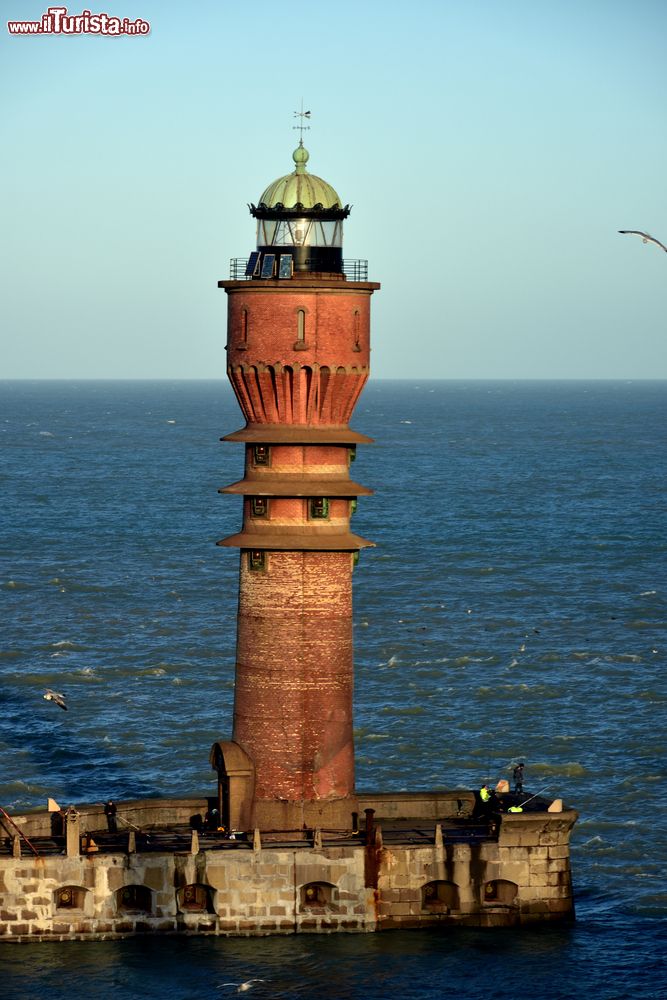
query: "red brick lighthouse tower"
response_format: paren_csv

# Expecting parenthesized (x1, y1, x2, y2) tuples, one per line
(214, 131, 379, 831)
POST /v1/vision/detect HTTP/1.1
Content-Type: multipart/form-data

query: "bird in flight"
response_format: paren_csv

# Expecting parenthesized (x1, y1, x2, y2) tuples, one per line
(217, 981, 266, 993)
(618, 230, 667, 254)
(44, 688, 67, 710)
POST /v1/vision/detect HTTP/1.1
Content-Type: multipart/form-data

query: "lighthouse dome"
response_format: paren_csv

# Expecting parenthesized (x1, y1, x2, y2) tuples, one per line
(257, 144, 342, 210)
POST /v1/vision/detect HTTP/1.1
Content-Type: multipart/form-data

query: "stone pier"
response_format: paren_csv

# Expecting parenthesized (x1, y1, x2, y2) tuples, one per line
(0, 793, 576, 940)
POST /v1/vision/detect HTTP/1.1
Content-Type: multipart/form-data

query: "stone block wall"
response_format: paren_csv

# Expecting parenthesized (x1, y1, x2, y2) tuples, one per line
(0, 808, 576, 941)
(0, 846, 373, 940)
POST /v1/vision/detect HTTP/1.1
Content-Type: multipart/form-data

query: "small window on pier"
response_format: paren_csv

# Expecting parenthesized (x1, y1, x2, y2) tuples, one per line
(483, 879, 518, 904)
(248, 549, 266, 572)
(251, 497, 268, 518)
(117, 884, 152, 913)
(253, 444, 270, 466)
(301, 881, 335, 910)
(422, 880, 459, 911)
(55, 885, 86, 910)
(309, 497, 329, 519)
(178, 883, 215, 913)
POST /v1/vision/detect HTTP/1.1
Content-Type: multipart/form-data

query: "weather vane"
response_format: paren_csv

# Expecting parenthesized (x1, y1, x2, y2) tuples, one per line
(293, 100, 311, 143)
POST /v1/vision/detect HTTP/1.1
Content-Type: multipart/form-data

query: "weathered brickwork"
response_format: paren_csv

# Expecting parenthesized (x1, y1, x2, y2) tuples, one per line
(226, 283, 373, 368)
(241, 496, 352, 528)
(235, 551, 355, 801)
(219, 272, 380, 816)
(229, 364, 369, 428)
(243, 444, 352, 478)
(225, 283, 375, 430)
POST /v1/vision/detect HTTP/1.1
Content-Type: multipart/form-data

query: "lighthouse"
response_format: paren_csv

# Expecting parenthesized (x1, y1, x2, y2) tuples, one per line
(213, 134, 380, 832)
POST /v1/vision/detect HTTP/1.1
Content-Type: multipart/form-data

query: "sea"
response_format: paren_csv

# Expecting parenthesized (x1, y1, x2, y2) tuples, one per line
(0, 379, 665, 999)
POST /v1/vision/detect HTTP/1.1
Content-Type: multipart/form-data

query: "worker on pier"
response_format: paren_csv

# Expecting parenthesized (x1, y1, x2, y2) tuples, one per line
(104, 800, 117, 833)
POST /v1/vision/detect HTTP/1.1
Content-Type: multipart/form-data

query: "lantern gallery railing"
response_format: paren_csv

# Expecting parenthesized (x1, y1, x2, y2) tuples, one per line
(229, 257, 368, 281)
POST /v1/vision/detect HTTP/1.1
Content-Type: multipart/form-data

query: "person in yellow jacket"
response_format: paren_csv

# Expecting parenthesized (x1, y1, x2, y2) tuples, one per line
(478, 784, 499, 821)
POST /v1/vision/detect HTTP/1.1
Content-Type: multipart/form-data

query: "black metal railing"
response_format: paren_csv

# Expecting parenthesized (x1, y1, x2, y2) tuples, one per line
(0, 818, 500, 858)
(229, 257, 251, 279)
(228, 257, 369, 281)
(342, 259, 368, 281)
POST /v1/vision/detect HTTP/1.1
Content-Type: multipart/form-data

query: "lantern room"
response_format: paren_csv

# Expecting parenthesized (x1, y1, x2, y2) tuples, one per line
(248, 141, 350, 276)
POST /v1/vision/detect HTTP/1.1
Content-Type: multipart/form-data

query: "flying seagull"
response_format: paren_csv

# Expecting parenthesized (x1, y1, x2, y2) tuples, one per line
(44, 688, 67, 710)
(618, 230, 667, 254)
(217, 981, 266, 993)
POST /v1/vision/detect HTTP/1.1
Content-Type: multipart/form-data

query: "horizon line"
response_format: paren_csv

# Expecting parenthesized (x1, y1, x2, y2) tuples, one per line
(1, 376, 666, 384)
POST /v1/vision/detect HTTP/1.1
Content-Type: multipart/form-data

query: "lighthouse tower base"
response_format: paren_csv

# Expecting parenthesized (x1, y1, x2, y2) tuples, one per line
(209, 740, 359, 834)
(252, 797, 360, 835)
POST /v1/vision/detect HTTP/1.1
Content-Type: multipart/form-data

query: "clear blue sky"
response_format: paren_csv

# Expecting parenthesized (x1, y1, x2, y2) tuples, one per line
(2, 0, 666, 378)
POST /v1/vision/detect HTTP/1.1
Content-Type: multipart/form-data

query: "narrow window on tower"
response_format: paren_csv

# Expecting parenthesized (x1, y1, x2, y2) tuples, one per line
(240, 307, 248, 346)
(253, 444, 270, 466)
(248, 549, 266, 572)
(251, 496, 268, 518)
(348, 445, 357, 465)
(309, 497, 329, 519)
(294, 308, 308, 350)
(353, 309, 361, 351)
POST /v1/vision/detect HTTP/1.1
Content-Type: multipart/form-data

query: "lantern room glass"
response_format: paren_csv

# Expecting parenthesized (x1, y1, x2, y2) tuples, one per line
(257, 219, 343, 249)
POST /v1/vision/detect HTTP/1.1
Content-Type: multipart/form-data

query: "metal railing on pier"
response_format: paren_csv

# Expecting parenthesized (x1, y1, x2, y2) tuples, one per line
(0, 818, 498, 858)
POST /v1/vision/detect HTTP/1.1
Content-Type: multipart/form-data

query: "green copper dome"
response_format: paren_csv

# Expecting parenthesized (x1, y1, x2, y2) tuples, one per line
(257, 144, 342, 210)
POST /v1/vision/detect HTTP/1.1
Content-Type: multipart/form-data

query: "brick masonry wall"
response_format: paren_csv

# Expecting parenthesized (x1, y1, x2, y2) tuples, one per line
(228, 364, 368, 428)
(241, 497, 351, 529)
(226, 285, 373, 368)
(225, 283, 376, 427)
(221, 280, 378, 809)
(243, 444, 352, 478)
(234, 551, 355, 801)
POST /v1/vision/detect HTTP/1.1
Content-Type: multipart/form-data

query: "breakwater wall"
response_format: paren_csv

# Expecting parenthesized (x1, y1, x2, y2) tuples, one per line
(0, 793, 577, 941)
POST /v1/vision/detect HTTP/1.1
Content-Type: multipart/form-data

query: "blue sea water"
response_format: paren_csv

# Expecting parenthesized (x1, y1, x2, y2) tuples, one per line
(1, 379, 666, 999)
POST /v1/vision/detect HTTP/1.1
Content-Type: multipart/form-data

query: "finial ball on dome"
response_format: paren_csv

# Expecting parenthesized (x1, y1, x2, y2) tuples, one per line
(293, 144, 310, 172)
